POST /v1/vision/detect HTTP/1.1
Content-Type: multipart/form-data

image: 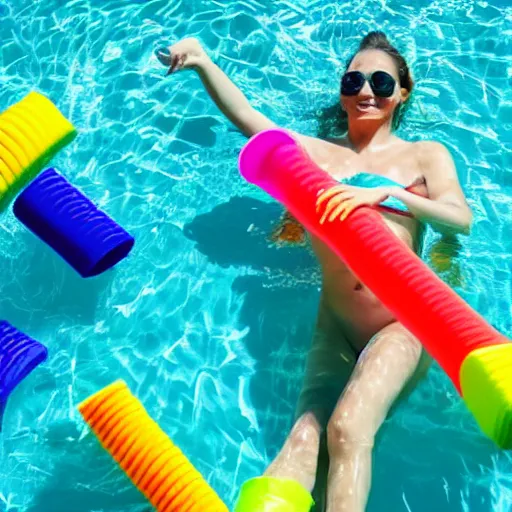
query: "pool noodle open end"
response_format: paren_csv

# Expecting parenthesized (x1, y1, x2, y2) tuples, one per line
(0, 92, 77, 210)
(78, 380, 229, 512)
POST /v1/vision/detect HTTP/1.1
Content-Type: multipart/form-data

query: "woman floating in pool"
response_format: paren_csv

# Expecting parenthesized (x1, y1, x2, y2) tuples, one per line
(157, 32, 473, 511)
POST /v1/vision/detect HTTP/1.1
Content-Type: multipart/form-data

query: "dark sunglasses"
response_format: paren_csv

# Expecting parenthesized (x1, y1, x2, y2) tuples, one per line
(341, 71, 396, 98)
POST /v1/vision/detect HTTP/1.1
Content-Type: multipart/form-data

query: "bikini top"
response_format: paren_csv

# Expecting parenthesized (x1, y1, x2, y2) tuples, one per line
(339, 172, 427, 217)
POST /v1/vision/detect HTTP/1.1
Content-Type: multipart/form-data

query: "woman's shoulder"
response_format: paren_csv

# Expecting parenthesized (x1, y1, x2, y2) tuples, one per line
(410, 139, 450, 155)
(409, 140, 455, 171)
(293, 132, 353, 157)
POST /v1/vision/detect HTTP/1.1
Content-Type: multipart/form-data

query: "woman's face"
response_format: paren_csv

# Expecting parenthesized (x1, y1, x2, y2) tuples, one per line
(340, 49, 407, 125)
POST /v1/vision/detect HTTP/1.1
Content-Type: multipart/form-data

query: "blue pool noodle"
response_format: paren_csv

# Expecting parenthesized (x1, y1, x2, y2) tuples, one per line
(0, 321, 48, 429)
(13, 168, 135, 278)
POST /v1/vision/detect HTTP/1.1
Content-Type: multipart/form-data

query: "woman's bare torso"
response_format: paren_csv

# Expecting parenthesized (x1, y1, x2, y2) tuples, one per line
(298, 134, 428, 352)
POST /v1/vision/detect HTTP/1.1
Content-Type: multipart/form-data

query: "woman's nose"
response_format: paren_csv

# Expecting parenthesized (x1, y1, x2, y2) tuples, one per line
(359, 79, 373, 96)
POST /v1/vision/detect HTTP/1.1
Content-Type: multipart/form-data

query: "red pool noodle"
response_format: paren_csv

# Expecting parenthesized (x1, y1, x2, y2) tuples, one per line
(239, 129, 507, 393)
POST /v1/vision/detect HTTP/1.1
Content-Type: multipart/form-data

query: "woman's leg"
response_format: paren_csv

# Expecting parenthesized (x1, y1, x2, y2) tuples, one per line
(325, 322, 431, 512)
(265, 301, 357, 510)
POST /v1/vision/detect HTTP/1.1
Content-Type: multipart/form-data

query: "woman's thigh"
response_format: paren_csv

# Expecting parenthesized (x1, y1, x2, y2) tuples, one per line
(294, 304, 358, 511)
(296, 303, 358, 428)
(328, 321, 429, 443)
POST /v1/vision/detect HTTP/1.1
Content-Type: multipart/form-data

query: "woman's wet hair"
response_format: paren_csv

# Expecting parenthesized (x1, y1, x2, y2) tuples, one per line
(317, 31, 414, 138)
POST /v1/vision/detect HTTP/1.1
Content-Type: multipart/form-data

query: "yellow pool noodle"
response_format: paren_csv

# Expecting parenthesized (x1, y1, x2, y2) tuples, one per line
(78, 380, 229, 512)
(0, 91, 76, 210)
(460, 343, 512, 448)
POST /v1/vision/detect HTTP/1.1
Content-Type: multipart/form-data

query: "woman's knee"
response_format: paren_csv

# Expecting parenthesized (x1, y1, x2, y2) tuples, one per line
(287, 411, 323, 455)
(265, 412, 323, 487)
(326, 401, 376, 457)
(327, 333, 424, 456)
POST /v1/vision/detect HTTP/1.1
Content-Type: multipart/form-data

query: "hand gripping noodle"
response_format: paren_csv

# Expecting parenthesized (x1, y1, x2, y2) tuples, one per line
(0, 92, 76, 209)
(238, 129, 512, 449)
(78, 380, 229, 512)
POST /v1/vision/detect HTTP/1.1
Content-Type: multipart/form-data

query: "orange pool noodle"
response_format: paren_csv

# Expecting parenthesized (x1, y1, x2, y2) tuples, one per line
(78, 380, 229, 512)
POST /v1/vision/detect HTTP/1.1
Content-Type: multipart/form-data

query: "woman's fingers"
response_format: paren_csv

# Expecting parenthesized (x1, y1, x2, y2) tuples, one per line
(170, 54, 180, 73)
(317, 186, 371, 223)
(164, 53, 187, 75)
(317, 189, 353, 213)
(316, 185, 347, 207)
(320, 194, 346, 223)
(339, 201, 357, 222)
(321, 198, 360, 223)
(327, 201, 348, 223)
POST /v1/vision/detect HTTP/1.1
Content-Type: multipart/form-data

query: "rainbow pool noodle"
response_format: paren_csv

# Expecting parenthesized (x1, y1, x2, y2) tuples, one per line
(239, 129, 512, 449)
(0, 91, 77, 210)
(78, 380, 229, 512)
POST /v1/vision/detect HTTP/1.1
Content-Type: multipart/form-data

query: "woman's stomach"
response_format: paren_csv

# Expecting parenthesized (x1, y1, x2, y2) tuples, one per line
(312, 213, 421, 351)
(321, 276, 396, 352)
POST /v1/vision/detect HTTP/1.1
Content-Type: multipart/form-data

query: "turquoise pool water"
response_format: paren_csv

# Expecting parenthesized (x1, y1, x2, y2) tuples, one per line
(0, 0, 511, 510)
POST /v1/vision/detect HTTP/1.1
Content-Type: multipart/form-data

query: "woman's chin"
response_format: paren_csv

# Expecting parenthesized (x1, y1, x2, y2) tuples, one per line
(353, 111, 384, 121)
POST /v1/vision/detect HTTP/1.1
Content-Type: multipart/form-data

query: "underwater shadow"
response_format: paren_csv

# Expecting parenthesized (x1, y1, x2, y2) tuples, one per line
(184, 196, 320, 464)
(183, 195, 317, 272)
